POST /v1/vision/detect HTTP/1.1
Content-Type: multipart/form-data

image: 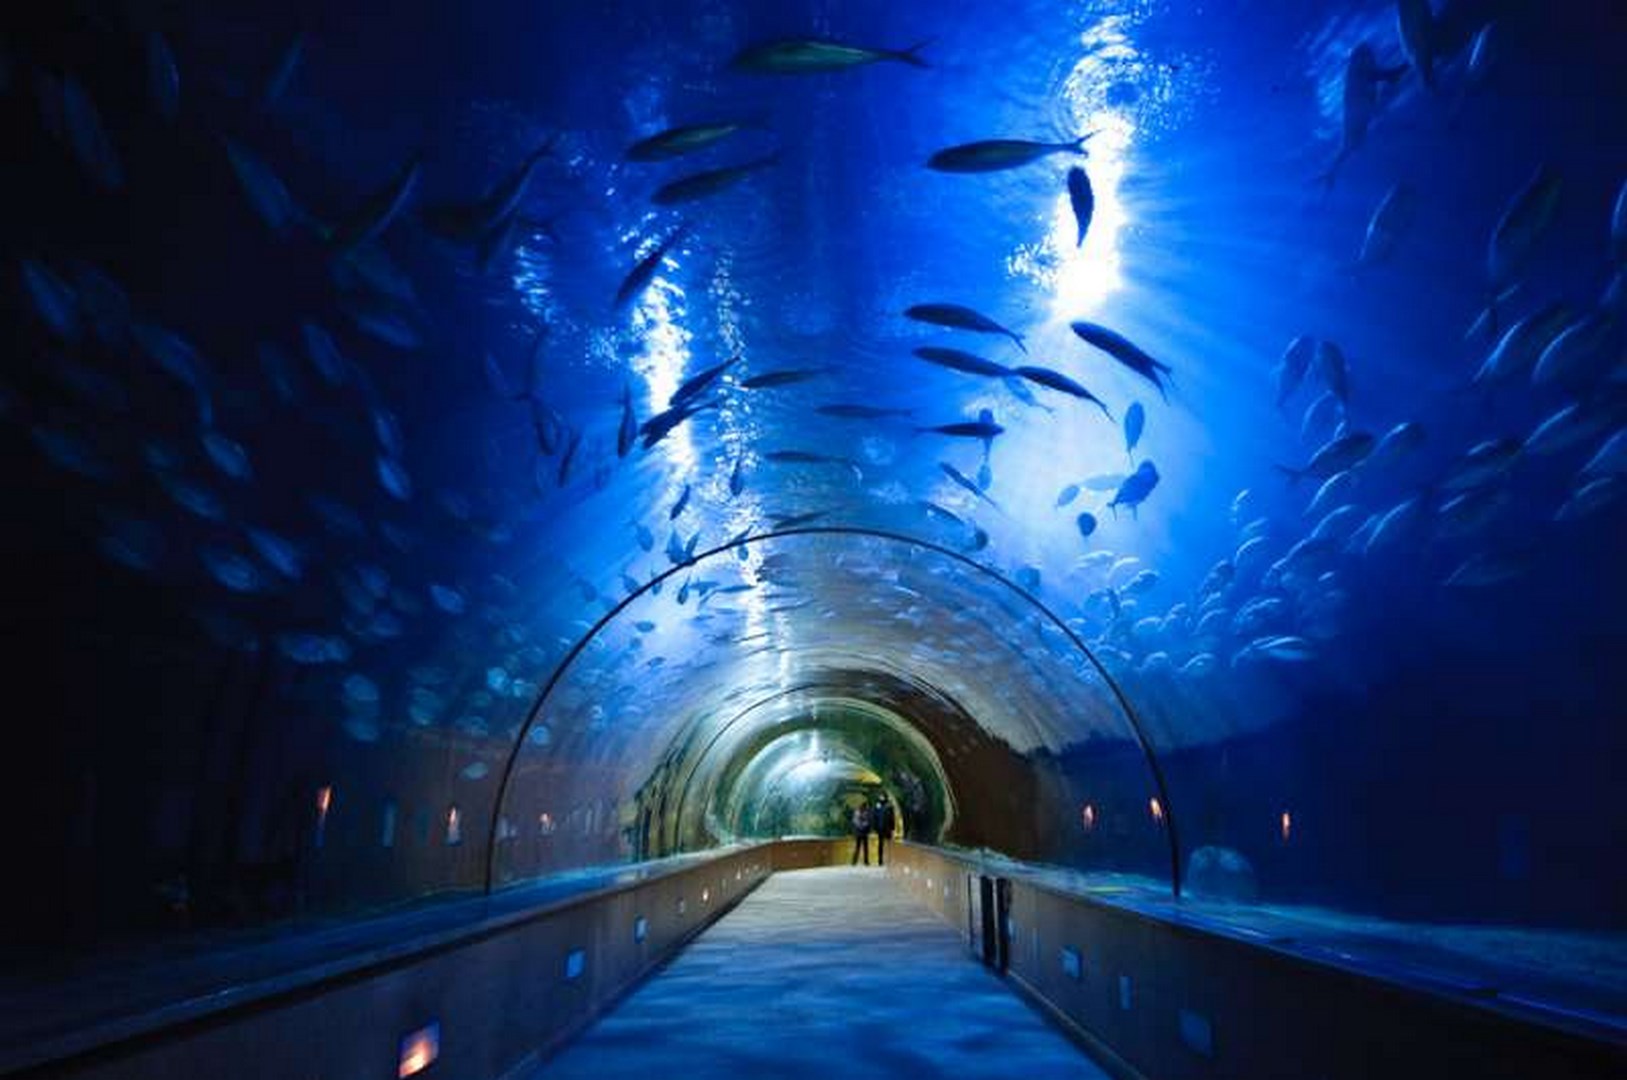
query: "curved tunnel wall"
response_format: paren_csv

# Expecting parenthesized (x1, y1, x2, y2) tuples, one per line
(4, 0, 1626, 999)
(486, 527, 1177, 893)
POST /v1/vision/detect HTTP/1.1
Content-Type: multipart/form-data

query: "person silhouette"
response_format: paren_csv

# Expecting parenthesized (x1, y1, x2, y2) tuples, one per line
(849, 800, 873, 865)
(872, 793, 897, 866)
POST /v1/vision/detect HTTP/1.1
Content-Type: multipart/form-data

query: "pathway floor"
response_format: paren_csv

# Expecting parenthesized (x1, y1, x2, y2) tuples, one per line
(535, 866, 1111, 1079)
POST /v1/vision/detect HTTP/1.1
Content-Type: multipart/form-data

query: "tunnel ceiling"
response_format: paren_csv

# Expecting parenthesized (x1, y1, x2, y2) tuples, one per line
(7, 0, 1627, 939)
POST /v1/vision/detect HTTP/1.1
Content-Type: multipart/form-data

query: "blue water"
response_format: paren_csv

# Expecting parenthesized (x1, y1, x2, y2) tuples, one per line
(3, 0, 1625, 1001)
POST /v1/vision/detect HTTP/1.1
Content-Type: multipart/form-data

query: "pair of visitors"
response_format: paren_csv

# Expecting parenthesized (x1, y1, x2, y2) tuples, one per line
(849, 793, 898, 866)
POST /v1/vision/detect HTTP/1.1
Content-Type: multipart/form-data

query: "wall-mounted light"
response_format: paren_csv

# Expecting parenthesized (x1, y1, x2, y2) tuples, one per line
(446, 805, 462, 845)
(1280, 810, 1292, 843)
(1081, 803, 1097, 830)
(1149, 797, 1164, 824)
(397, 1022, 439, 1078)
(539, 811, 555, 835)
(314, 785, 333, 849)
(381, 797, 397, 849)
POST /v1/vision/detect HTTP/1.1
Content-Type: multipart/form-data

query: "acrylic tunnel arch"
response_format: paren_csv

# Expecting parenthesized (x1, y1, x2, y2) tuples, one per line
(482, 525, 1184, 898)
(661, 680, 962, 854)
(698, 698, 957, 845)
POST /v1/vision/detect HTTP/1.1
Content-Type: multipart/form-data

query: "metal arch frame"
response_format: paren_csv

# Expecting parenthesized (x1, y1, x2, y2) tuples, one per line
(483, 525, 1184, 898)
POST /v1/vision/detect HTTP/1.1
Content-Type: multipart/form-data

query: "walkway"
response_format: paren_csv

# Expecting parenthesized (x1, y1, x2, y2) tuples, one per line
(535, 866, 1111, 1079)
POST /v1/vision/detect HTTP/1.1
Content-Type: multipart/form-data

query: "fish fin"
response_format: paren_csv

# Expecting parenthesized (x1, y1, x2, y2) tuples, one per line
(890, 39, 934, 67)
(1275, 465, 1305, 486)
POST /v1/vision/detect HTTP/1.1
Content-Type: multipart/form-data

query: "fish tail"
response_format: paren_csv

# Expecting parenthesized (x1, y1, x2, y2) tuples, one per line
(1011, 330, 1027, 354)
(891, 39, 934, 67)
(1071, 131, 1098, 154)
(1097, 400, 1116, 424)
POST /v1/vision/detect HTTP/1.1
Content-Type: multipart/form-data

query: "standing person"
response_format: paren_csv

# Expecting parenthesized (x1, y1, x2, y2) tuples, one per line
(849, 800, 872, 866)
(872, 793, 897, 866)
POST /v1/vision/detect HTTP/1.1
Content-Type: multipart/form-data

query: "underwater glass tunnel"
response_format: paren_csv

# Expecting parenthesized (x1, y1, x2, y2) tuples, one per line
(2, 0, 1626, 1075)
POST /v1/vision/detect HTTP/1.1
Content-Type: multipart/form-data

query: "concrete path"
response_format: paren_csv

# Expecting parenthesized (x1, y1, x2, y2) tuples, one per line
(535, 866, 1111, 1079)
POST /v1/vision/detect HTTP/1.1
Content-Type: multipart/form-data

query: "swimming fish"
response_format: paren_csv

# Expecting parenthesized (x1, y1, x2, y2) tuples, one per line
(1068, 165, 1094, 247)
(912, 345, 1013, 378)
(146, 31, 180, 122)
(1368, 421, 1425, 469)
(1472, 303, 1570, 386)
(1317, 340, 1350, 404)
(1441, 437, 1521, 490)
(1235, 635, 1315, 665)
(556, 429, 582, 486)
(904, 304, 1025, 351)
(1358, 182, 1415, 265)
(224, 139, 301, 235)
(730, 38, 931, 74)
(1055, 483, 1081, 507)
(671, 356, 737, 407)
(1443, 553, 1526, 589)
(421, 140, 554, 243)
(61, 75, 124, 191)
(670, 482, 691, 520)
(764, 449, 865, 481)
(19, 259, 78, 341)
(1124, 401, 1146, 457)
(1319, 44, 1406, 187)
(1279, 431, 1375, 483)
(330, 152, 422, 256)
(339, 292, 422, 350)
(1523, 403, 1616, 457)
(1613, 177, 1627, 265)
(615, 223, 688, 308)
(1581, 429, 1627, 479)
(1076, 511, 1098, 538)
(1555, 476, 1625, 522)
(1069, 321, 1172, 398)
(651, 155, 778, 205)
(1108, 461, 1160, 518)
(939, 462, 998, 508)
(640, 398, 717, 450)
(1300, 390, 1345, 445)
(259, 34, 305, 112)
(626, 120, 755, 161)
(617, 385, 637, 458)
(915, 409, 1004, 451)
(1013, 366, 1113, 420)
(131, 321, 214, 423)
(1483, 166, 1563, 334)
(1276, 336, 1316, 409)
(1530, 311, 1617, 388)
(729, 455, 745, 496)
(740, 366, 831, 389)
(928, 134, 1093, 173)
(1396, 0, 1438, 90)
